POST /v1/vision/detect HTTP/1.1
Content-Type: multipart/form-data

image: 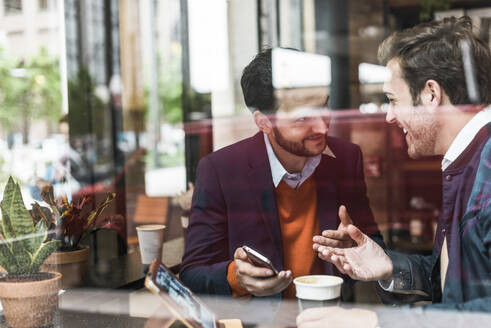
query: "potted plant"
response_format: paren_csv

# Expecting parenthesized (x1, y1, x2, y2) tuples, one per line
(35, 185, 124, 288)
(0, 177, 61, 328)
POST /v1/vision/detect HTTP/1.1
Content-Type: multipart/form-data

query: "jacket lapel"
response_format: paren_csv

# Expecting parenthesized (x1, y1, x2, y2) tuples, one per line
(247, 133, 284, 271)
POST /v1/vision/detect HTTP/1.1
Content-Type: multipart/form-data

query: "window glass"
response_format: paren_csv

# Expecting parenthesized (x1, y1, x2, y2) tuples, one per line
(0, 0, 490, 325)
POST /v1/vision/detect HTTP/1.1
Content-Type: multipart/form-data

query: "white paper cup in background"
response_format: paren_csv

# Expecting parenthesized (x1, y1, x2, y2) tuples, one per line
(136, 225, 166, 267)
(294, 275, 343, 311)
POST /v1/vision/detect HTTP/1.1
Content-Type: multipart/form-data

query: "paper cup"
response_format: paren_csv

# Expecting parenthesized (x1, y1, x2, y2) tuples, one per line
(294, 275, 343, 311)
(136, 225, 166, 266)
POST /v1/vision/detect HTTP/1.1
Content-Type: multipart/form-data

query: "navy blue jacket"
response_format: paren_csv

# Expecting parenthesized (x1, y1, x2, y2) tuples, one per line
(380, 123, 491, 311)
(180, 132, 383, 296)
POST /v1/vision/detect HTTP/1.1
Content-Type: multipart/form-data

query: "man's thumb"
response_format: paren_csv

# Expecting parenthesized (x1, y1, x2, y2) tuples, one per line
(347, 224, 365, 245)
(338, 205, 353, 226)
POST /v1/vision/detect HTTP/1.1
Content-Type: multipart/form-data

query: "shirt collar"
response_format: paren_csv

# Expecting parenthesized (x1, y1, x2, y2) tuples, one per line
(264, 133, 332, 188)
(442, 106, 491, 171)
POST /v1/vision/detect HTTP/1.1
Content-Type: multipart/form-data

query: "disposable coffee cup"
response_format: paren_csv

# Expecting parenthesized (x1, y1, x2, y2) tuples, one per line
(293, 275, 343, 311)
(136, 224, 166, 273)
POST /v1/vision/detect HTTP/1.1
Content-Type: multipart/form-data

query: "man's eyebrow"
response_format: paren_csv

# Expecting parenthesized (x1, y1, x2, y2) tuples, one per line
(384, 91, 394, 97)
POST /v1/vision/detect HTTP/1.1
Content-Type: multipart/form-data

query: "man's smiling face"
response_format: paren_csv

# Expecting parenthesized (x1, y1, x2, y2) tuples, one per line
(272, 87, 330, 157)
(384, 59, 439, 159)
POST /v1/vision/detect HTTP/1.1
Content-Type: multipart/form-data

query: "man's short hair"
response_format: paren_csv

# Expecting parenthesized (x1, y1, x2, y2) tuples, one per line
(378, 16, 491, 105)
(240, 48, 275, 113)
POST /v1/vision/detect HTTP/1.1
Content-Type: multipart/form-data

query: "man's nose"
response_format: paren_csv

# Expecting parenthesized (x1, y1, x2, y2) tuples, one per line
(386, 106, 396, 124)
(311, 116, 328, 134)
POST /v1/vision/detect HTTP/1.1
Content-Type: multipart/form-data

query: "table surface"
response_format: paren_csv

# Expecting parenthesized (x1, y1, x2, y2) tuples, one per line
(2, 287, 491, 328)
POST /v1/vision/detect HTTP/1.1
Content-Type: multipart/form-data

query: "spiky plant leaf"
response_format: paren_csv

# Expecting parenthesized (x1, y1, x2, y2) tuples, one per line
(29, 219, 48, 253)
(10, 245, 32, 275)
(0, 241, 17, 274)
(29, 240, 60, 274)
(0, 177, 59, 275)
(0, 178, 34, 253)
(0, 207, 17, 247)
(0, 208, 31, 275)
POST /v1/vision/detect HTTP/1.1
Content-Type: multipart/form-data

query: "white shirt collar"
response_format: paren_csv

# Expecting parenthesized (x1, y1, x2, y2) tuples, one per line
(263, 133, 334, 189)
(442, 106, 491, 171)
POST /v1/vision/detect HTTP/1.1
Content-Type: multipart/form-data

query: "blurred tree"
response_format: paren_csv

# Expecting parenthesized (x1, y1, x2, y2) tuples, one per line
(67, 66, 106, 139)
(158, 53, 183, 125)
(0, 47, 62, 143)
(0, 47, 17, 132)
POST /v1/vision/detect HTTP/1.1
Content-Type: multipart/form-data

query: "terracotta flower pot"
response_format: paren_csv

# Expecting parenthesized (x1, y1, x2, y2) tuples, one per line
(41, 246, 90, 289)
(0, 272, 61, 328)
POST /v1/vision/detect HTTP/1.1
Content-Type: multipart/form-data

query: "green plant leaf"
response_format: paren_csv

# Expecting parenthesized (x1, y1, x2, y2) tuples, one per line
(0, 206, 32, 274)
(29, 240, 60, 274)
(29, 219, 48, 253)
(0, 205, 17, 244)
(0, 231, 31, 275)
(0, 241, 17, 274)
(0, 178, 34, 243)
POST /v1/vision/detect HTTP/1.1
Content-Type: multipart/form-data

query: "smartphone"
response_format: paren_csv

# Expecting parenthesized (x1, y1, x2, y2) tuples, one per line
(242, 245, 278, 276)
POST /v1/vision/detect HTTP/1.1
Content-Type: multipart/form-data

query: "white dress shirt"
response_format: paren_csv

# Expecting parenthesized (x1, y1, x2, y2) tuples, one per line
(263, 133, 335, 189)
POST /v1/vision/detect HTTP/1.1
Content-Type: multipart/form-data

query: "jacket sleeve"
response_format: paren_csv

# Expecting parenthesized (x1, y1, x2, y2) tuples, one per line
(379, 251, 433, 302)
(422, 200, 491, 312)
(179, 156, 232, 295)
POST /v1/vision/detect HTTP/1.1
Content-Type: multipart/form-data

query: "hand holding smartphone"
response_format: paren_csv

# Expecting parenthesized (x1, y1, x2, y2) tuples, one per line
(242, 245, 279, 276)
(235, 246, 292, 297)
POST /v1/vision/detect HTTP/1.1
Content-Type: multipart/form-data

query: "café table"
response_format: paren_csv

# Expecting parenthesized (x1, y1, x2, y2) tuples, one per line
(3, 284, 491, 327)
(4, 287, 491, 328)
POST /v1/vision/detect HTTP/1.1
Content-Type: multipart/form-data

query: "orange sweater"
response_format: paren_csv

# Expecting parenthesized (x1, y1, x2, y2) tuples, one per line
(227, 175, 321, 299)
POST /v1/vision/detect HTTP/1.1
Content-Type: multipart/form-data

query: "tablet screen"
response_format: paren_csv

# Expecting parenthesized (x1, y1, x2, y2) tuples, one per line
(148, 261, 217, 328)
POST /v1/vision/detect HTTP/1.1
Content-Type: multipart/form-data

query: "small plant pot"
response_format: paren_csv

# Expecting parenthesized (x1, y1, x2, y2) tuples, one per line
(0, 272, 61, 328)
(41, 246, 90, 289)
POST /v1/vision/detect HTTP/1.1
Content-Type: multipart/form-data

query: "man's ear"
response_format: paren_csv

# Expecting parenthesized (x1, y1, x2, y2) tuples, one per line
(421, 80, 443, 107)
(253, 110, 273, 134)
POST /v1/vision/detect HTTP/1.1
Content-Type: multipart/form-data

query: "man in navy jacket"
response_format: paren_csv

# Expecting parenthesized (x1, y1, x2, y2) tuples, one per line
(301, 16, 491, 328)
(179, 48, 383, 299)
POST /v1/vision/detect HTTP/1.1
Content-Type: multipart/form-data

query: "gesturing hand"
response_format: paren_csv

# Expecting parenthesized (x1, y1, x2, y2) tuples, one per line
(313, 205, 356, 252)
(233, 247, 292, 297)
(316, 224, 393, 281)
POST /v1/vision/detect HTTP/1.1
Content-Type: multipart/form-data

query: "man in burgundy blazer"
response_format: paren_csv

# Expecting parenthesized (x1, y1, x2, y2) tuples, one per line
(179, 48, 383, 298)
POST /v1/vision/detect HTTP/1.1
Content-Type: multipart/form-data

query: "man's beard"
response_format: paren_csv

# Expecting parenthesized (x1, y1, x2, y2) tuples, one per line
(407, 97, 438, 158)
(273, 127, 326, 157)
